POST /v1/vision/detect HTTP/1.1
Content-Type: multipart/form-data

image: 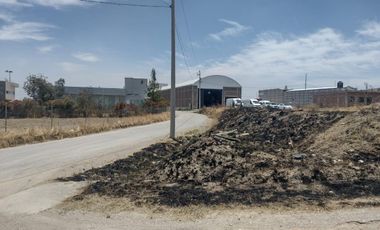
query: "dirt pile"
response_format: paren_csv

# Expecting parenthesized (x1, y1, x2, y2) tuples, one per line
(66, 107, 380, 207)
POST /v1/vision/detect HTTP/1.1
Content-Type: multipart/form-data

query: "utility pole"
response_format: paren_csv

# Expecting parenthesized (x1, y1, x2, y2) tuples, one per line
(169, 0, 176, 139)
(5, 70, 13, 82)
(4, 100, 7, 132)
(365, 82, 368, 105)
(197, 70, 201, 109)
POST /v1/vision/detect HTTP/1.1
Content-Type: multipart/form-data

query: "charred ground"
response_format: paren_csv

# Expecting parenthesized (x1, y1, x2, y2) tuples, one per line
(63, 107, 380, 207)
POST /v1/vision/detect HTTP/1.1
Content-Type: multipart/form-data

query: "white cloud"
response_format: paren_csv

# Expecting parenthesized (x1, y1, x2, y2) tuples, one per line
(27, 0, 83, 8)
(60, 62, 84, 72)
(0, 0, 83, 8)
(73, 52, 99, 62)
(200, 25, 380, 97)
(37, 45, 56, 53)
(0, 21, 54, 41)
(0, 12, 14, 22)
(209, 19, 250, 41)
(357, 21, 380, 39)
(0, 0, 32, 7)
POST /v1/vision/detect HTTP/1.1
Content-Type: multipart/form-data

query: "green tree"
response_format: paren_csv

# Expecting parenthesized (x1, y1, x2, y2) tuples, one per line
(54, 78, 65, 99)
(23, 74, 55, 104)
(75, 91, 95, 117)
(146, 68, 161, 102)
(144, 68, 168, 113)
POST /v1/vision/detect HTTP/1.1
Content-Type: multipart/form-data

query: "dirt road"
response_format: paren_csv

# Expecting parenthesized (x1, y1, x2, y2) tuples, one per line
(1, 205, 379, 229)
(0, 111, 211, 213)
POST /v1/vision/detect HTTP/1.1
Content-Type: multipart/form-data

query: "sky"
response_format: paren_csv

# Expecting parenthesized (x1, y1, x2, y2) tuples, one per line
(0, 0, 380, 99)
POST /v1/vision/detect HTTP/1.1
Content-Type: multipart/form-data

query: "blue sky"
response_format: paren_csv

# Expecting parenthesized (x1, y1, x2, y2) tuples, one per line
(1, 0, 380, 99)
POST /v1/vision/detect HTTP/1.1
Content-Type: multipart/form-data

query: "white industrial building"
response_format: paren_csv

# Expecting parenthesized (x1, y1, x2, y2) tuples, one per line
(63, 78, 148, 108)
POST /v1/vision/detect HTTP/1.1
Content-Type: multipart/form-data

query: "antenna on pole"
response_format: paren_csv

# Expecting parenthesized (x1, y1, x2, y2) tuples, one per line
(304, 73, 308, 106)
(169, 0, 176, 139)
(304, 73, 307, 90)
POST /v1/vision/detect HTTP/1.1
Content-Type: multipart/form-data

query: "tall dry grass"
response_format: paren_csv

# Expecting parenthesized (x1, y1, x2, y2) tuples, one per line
(302, 103, 380, 112)
(0, 112, 169, 149)
(199, 106, 226, 120)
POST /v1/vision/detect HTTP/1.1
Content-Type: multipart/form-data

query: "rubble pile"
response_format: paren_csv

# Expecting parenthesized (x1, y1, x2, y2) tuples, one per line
(67, 107, 380, 207)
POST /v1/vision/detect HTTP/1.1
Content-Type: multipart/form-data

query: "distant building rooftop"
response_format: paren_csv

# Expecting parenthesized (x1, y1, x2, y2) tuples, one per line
(161, 75, 241, 90)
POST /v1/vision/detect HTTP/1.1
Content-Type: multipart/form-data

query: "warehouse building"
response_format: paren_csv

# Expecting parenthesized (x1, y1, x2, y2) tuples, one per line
(160, 75, 242, 109)
(259, 81, 357, 107)
(63, 86, 125, 108)
(63, 77, 148, 108)
(314, 90, 380, 107)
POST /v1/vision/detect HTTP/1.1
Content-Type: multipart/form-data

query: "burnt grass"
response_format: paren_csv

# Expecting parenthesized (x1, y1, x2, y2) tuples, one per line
(63, 107, 380, 207)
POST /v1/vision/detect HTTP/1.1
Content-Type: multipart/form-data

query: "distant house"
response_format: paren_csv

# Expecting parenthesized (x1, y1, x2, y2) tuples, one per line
(0, 80, 19, 101)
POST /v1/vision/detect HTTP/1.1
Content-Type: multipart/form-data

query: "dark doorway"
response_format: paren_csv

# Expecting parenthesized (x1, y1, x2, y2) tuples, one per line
(201, 89, 222, 107)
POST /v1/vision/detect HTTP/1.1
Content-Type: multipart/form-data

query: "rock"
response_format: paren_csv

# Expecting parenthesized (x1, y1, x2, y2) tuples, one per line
(293, 153, 307, 160)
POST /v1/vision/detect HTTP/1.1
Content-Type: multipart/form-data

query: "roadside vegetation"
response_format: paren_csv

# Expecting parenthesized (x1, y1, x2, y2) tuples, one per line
(0, 69, 170, 148)
(0, 112, 169, 148)
(199, 106, 226, 119)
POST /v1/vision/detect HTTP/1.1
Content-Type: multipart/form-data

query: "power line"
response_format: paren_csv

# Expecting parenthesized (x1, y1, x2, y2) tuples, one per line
(176, 24, 193, 79)
(179, 0, 196, 61)
(79, 0, 169, 8)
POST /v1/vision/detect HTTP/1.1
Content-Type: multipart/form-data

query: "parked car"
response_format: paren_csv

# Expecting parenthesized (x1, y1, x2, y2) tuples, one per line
(277, 103, 293, 110)
(259, 100, 272, 107)
(226, 98, 243, 108)
(242, 99, 262, 107)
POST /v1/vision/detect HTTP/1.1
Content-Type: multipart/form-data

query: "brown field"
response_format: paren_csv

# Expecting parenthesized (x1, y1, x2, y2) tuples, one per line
(0, 112, 170, 149)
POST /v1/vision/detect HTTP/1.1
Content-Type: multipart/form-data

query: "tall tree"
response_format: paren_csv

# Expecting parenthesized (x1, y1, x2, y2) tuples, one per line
(23, 74, 55, 104)
(147, 68, 160, 102)
(54, 78, 65, 99)
(75, 90, 95, 117)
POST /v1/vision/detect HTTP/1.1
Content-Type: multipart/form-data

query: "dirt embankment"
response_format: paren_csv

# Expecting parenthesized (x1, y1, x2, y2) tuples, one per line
(64, 107, 380, 207)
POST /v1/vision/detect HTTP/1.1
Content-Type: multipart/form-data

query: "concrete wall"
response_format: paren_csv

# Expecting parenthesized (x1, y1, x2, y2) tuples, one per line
(259, 89, 286, 104)
(124, 78, 147, 104)
(161, 85, 198, 109)
(314, 91, 380, 107)
(0, 81, 18, 101)
(64, 86, 125, 108)
(259, 87, 356, 107)
(223, 87, 242, 105)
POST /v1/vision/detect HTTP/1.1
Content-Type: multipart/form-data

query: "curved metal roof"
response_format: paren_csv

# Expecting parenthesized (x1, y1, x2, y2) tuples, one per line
(161, 75, 241, 90)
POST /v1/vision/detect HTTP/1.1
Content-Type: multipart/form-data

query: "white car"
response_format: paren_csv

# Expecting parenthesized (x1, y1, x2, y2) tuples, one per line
(260, 100, 277, 108)
(226, 98, 243, 107)
(277, 103, 293, 110)
(242, 99, 262, 107)
(259, 100, 272, 107)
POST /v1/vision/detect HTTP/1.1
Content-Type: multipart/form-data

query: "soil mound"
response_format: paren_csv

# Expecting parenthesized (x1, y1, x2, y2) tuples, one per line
(66, 107, 380, 207)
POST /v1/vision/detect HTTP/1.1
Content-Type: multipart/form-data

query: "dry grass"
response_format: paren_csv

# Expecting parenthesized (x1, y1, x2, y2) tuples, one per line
(0, 112, 170, 149)
(308, 105, 380, 157)
(302, 103, 380, 112)
(199, 106, 226, 120)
